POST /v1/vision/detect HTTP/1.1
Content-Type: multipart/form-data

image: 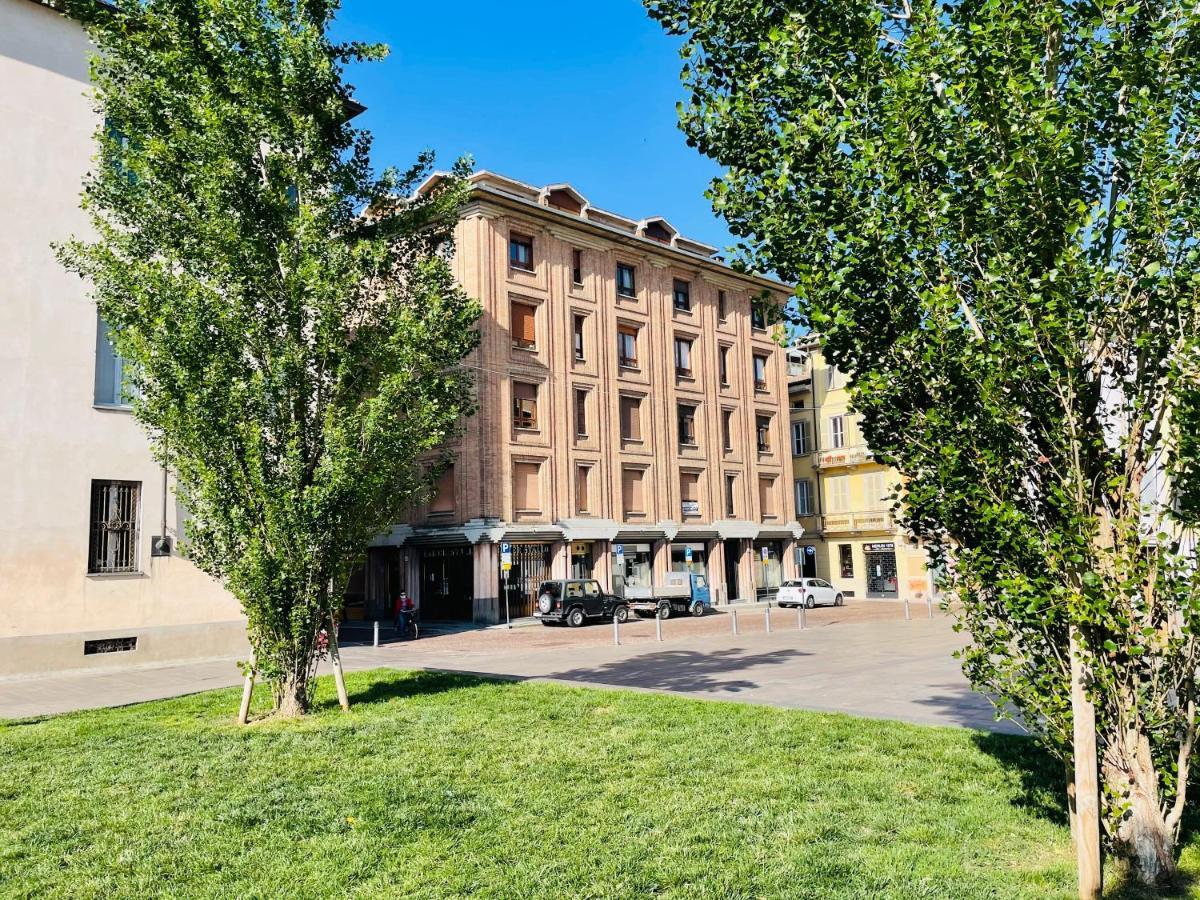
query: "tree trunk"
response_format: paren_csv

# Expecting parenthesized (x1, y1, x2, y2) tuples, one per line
(272, 671, 310, 718)
(1103, 731, 1178, 886)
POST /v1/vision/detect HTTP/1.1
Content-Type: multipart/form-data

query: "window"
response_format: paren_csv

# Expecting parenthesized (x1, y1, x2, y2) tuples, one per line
(673, 278, 691, 311)
(512, 461, 542, 512)
(431, 465, 455, 513)
(756, 414, 772, 453)
(751, 300, 767, 330)
(617, 325, 639, 368)
(792, 420, 811, 456)
(513, 381, 538, 430)
(620, 395, 643, 442)
(719, 346, 730, 386)
(573, 314, 586, 361)
(718, 290, 728, 321)
(839, 544, 855, 578)
(830, 415, 846, 449)
(574, 388, 588, 439)
(794, 479, 813, 516)
(725, 474, 737, 517)
(864, 471, 887, 509)
(674, 336, 693, 377)
(572, 248, 583, 285)
(680, 472, 701, 518)
(576, 465, 592, 515)
(88, 480, 140, 574)
(622, 467, 646, 516)
(678, 403, 697, 446)
(616, 263, 636, 297)
(94, 314, 133, 407)
(511, 301, 536, 350)
(826, 475, 850, 512)
(509, 233, 534, 271)
(753, 354, 768, 391)
(722, 410, 734, 452)
(759, 476, 777, 517)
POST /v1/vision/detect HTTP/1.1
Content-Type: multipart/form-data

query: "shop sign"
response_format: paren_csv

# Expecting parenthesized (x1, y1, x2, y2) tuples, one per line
(681, 500, 700, 516)
(864, 542, 895, 552)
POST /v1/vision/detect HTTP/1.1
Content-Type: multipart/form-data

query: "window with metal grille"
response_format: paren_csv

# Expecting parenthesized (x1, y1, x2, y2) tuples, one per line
(84, 636, 137, 655)
(88, 480, 141, 574)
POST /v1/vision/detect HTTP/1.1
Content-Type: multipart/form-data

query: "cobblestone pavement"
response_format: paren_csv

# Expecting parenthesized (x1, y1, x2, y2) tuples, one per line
(1, 602, 1016, 734)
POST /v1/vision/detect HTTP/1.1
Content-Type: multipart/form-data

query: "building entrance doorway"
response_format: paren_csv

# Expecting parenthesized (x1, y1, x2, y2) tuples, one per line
(502, 542, 552, 619)
(799, 544, 817, 578)
(724, 542, 741, 602)
(420, 546, 473, 620)
(570, 542, 594, 580)
(865, 543, 899, 598)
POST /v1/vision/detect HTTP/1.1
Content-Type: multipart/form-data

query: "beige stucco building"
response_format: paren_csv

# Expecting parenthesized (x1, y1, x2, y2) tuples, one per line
(1, 0, 246, 675)
(788, 339, 935, 603)
(344, 173, 803, 625)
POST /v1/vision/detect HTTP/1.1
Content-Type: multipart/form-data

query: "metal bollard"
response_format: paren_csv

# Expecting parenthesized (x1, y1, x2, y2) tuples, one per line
(904, 597, 911, 621)
(765, 604, 772, 633)
(799, 604, 807, 630)
(732, 609, 739, 635)
(373, 620, 380, 648)
(613, 614, 620, 646)
(927, 595, 934, 619)
(655, 613, 663, 642)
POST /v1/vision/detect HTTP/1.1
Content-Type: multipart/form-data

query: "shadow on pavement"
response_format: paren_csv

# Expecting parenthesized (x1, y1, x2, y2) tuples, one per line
(910, 684, 1024, 734)
(544, 647, 807, 694)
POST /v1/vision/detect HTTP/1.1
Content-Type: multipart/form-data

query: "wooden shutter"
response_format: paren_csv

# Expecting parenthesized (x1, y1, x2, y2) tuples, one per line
(512, 302, 536, 347)
(576, 466, 590, 514)
(431, 465, 455, 512)
(620, 396, 641, 441)
(759, 477, 775, 517)
(513, 462, 540, 511)
(622, 468, 643, 515)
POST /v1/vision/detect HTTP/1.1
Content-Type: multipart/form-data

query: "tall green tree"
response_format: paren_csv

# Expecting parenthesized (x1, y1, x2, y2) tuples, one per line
(648, 0, 1200, 889)
(59, 0, 479, 717)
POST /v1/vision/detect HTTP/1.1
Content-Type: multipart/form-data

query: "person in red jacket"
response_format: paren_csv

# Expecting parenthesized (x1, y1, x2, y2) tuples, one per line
(393, 590, 414, 634)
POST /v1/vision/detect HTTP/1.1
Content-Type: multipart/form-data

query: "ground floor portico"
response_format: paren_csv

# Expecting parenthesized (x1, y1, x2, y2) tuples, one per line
(347, 519, 806, 625)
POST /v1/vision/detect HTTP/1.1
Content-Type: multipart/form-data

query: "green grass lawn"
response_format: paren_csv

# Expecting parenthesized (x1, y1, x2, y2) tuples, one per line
(0, 670, 1196, 898)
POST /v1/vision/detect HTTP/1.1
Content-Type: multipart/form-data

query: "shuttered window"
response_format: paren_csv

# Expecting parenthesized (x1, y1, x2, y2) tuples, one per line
(576, 465, 591, 515)
(574, 388, 588, 438)
(725, 474, 737, 517)
(759, 476, 777, 518)
(511, 301, 536, 349)
(722, 409, 734, 451)
(620, 395, 642, 442)
(622, 467, 645, 516)
(513, 381, 538, 430)
(431, 465, 455, 512)
(680, 472, 700, 518)
(513, 462, 542, 512)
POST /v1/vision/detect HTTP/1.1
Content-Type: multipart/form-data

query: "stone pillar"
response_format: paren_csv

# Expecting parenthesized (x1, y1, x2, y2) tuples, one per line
(594, 540, 613, 590)
(652, 539, 671, 585)
(709, 540, 727, 605)
(472, 541, 500, 624)
(782, 538, 799, 581)
(550, 541, 569, 579)
(739, 539, 756, 601)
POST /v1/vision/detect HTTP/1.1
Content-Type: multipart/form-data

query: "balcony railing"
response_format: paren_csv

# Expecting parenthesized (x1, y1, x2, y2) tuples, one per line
(814, 445, 874, 469)
(821, 510, 895, 534)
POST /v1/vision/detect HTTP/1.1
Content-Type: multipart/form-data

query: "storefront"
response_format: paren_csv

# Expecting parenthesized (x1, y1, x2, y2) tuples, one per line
(670, 541, 707, 576)
(612, 541, 653, 597)
(753, 540, 784, 598)
(864, 542, 899, 598)
(420, 545, 474, 621)
(500, 542, 553, 619)
(570, 541, 596, 579)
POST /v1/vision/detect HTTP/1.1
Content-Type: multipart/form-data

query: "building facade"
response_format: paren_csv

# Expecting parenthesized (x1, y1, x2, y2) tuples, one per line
(342, 173, 803, 625)
(1, 0, 246, 675)
(788, 340, 934, 602)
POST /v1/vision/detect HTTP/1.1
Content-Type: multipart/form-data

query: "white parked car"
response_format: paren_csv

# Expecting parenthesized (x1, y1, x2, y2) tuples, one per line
(776, 578, 844, 609)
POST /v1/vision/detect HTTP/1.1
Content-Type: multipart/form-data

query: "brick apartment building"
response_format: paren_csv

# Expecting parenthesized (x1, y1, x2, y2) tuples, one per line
(343, 172, 802, 625)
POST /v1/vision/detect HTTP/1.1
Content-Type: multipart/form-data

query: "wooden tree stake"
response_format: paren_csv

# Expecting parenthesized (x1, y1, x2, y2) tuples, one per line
(1071, 627, 1103, 898)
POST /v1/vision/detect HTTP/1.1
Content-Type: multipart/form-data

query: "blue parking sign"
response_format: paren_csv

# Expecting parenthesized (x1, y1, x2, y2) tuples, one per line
(501, 542, 510, 554)
(684, 547, 693, 563)
(615, 544, 624, 558)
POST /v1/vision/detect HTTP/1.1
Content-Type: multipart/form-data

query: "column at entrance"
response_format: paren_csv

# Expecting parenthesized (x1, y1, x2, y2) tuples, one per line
(782, 538, 799, 581)
(709, 540, 728, 605)
(473, 541, 500, 624)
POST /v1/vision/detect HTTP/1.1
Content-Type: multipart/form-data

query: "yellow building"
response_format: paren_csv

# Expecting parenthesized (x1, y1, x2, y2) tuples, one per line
(788, 339, 934, 603)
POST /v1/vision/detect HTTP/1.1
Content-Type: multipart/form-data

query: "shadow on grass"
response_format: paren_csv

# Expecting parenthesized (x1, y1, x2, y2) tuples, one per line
(313, 669, 514, 712)
(973, 731, 1200, 897)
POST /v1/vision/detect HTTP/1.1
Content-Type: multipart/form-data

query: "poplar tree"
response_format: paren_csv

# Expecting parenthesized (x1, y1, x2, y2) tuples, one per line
(647, 0, 1200, 890)
(59, 0, 479, 717)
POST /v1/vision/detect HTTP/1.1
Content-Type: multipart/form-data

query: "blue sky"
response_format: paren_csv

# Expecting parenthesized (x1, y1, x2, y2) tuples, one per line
(332, 0, 735, 252)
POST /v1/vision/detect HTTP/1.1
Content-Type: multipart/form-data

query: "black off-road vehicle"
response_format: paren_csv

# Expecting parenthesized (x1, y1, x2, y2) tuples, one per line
(534, 579, 630, 627)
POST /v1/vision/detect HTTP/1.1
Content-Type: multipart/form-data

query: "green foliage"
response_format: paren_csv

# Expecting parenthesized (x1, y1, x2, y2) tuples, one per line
(58, 0, 480, 712)
(649, 0, 1200, 875)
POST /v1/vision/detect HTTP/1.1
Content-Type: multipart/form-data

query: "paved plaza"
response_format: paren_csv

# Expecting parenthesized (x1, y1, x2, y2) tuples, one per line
(0, 604, 1019, 733)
